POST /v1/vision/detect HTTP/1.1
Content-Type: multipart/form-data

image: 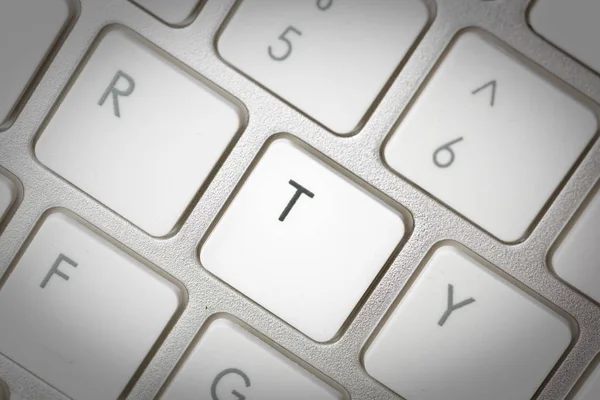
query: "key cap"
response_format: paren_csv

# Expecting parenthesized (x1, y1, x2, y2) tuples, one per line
(384, 31, 597, 242)
(162, 318, 343, 400)
(530, 0, 600, 76)
(0, 174, 16, 224)
(0, 212, 181, 400)
(201, 138, 406, 341)
(35, 29, 241, 236)
(552, 188, 600, 303)
(130, 0, 203, 26)
(0, 0, 71, 128)
(0, 380, 7, 400)
(363, 245, 571, 400)
(0, 387, 23, 400)
(573, 361, 600, 400)
(218, 0, 428, 134)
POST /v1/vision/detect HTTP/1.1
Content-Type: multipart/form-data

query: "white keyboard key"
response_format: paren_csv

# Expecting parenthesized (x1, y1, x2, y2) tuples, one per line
(1, 387, 23, 400)
(531, 0, 600, 75)
(35, 29, 241, 236)
(162, 318, 343, 400)
(553, 188, 600, 303)
(218, 0, 428, 134)
(0, 380, 7, 400)
(131, 0, 202, 26)
(573, 361, 600, 400)
(0, 0, 70, 127)
(364, 245, 571, 400)
(384, 31, 597, 242)
(201, 138, 406, 341)
(0, 212, 181, 400)
(0, 174, 16, 223)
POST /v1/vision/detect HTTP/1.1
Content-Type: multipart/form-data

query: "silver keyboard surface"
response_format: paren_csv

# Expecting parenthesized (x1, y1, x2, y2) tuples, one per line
(1, 0, 600, 399)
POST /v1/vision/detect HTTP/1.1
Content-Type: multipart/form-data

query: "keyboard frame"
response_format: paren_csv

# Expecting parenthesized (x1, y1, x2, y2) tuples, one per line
(1, 0, 600, 399)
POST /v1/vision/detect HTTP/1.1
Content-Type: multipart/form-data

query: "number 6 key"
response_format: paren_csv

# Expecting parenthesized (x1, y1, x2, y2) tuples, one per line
(384, 31, 597, 242)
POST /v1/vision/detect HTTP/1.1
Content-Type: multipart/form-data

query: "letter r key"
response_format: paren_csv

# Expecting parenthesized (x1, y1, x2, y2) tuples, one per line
(35, 29, 242, 237)
(98, 70, 136, 118)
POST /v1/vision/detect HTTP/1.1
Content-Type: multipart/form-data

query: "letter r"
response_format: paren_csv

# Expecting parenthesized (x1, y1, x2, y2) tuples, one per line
(98, 70, 135, 118)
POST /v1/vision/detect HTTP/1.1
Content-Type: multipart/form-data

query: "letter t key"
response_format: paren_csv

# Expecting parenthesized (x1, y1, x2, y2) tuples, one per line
(279, 179, 314, 222)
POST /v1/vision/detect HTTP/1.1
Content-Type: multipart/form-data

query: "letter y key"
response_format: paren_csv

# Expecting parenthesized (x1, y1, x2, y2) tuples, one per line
(438, 283, 476, 327)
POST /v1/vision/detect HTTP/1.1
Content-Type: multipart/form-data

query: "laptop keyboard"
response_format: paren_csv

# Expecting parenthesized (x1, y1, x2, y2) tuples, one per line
(1, 0, 600, 399)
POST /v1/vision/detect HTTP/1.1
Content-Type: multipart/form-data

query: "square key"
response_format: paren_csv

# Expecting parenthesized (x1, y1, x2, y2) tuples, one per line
(35, 28, 242, 236)
(130, 0, 203, 26)
(0, 0, 72, 128)
(572, 358, 600, 400)
(384, 31, 597, 242)
(0, 380, 7, 400)
(218, 0, 428, 134)
(364, 245, 572, 400)
(201, 138, 407, 341)
(162, 318, 343, 399)
(552, 186, 600, 303)
(530, 0, 600, 76)
(0, 212, 181, 400)
(0, 173, 17, 225)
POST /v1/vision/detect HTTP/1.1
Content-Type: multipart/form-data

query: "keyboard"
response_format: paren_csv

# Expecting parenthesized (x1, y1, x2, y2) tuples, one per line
(1, 0, 600, 399)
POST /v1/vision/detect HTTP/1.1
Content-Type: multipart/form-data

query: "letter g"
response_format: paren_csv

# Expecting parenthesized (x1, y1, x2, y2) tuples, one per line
(211, 368, 251, 400)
